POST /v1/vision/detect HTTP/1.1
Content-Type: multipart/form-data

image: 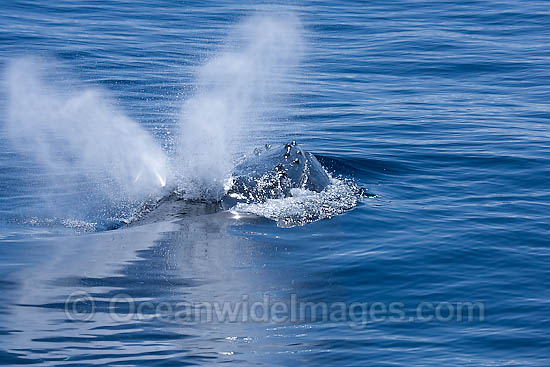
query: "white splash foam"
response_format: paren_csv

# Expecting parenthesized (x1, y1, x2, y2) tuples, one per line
(232, 178, 365, 228)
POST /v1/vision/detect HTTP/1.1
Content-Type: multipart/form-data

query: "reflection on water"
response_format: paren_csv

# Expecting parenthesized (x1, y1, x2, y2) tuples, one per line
(0, 212, 312, 365)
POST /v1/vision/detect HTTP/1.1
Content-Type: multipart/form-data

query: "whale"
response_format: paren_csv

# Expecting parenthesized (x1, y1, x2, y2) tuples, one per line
(130, 142, 332, 225)
(221, 141, 331, 209)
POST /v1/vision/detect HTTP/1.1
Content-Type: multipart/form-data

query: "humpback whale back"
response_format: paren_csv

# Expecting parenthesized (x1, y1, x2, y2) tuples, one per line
(221, 142, 331, 209)
(130, 142, 334, 226)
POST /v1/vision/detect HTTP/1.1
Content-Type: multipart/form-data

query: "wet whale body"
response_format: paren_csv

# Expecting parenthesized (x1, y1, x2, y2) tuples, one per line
(221, 141, 331, 209)
(131, 142, 332, 225)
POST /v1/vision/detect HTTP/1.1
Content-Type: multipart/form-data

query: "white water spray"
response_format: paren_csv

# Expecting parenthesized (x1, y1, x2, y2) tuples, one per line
(4, 58, 169, 206)
(2, 13, 305, 224)
(176, 14, 304, 199)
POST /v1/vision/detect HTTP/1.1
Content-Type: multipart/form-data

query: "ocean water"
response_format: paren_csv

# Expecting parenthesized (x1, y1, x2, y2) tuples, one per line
(0, 0, 549, 366)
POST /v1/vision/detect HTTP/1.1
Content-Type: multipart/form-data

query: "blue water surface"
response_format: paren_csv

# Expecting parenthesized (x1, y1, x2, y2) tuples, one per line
(0, 0, 549, 366)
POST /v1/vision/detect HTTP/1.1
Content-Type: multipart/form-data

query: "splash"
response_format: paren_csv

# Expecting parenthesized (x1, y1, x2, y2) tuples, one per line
(4, 58, 170, 215)
(2, 13, 311, 229)
(176, 14, 304, 200)
(232, 178, 366, 228)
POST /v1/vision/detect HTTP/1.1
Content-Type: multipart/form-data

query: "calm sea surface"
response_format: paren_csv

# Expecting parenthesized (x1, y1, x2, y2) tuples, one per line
(0, 0, 549, 365)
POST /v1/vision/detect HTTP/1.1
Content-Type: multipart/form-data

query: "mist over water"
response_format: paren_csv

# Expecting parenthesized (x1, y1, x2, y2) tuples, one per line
(2, 14, 305, 223)
(4, 58, 170, 219)
(176, 14, 304, 199)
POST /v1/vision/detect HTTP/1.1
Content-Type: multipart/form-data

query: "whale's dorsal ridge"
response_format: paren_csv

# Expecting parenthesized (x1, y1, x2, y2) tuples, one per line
(221, 142, 331, 209)
(130, 142, 332, 225)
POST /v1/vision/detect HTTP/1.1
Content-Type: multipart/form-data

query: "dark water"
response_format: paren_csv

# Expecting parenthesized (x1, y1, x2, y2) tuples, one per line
(1, 0, 549, 365)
